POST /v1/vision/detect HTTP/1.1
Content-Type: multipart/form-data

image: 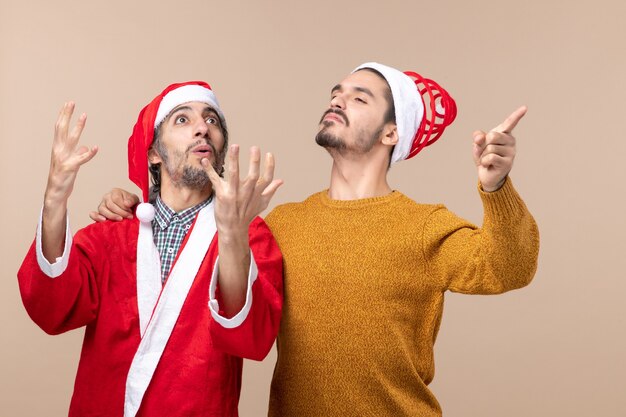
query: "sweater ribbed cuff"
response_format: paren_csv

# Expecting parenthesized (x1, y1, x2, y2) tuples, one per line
(478, 177, 526, 221)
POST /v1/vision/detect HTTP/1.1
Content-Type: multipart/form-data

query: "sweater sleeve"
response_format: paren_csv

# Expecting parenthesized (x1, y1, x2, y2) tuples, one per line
(209, 216, 283, 361)
(422, 177, 540, 294)
(17, 221, 102, 335)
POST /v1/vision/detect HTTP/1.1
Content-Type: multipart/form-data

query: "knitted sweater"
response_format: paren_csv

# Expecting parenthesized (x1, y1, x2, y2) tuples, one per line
(264, 178, 539, 417)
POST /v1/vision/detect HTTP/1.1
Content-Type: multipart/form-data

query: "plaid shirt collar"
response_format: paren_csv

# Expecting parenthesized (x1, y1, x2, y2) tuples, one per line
(153, 195, 212, 231)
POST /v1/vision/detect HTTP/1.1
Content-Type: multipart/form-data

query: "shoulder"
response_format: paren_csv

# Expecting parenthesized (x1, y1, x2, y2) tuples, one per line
(74, 218, 138, 248)
(391, 191, 446, 218)
(265, 193, 322, 227)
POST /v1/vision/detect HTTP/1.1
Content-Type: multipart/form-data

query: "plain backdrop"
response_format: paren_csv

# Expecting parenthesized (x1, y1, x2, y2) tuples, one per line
(1, 1, 625, 416)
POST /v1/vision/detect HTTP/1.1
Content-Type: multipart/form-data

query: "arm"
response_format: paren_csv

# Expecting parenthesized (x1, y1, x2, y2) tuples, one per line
(19, 228, 103, 334)
(423, 178, 539, 294)
(424, 107, 539, 294)
(43, 102, 97, 260)
(208, 217, 283, 360)
(18, 102, 101, 334)
(204, 145, 283, 318)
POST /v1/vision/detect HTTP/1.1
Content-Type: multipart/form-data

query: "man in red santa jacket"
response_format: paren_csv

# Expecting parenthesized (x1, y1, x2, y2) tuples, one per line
(18, 81, 284, 417)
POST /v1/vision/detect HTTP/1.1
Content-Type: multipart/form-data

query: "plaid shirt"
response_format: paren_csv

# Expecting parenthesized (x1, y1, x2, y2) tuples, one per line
(153, 195, 212, 283)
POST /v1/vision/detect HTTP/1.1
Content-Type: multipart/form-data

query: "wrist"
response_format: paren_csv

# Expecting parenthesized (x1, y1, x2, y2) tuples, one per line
(217, 227, 249, 246)
(45, 174, 75, 202)
(481, 177, 506, 193)
(44, 187, 70, 208)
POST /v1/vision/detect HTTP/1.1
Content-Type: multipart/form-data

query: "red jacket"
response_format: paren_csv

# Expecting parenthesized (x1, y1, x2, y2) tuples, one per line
(18, 206, 283, 417)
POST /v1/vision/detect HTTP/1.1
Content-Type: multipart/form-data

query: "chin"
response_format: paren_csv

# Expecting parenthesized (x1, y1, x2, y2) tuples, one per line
(315, 130, 345, 151)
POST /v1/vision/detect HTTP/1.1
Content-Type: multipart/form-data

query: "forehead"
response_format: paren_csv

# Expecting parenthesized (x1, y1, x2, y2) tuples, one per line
(335, 70, 389, 96)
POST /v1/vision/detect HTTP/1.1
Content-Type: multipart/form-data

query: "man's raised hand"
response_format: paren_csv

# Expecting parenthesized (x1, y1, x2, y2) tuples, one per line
(203, 145, 283, 236)
(45, 102, 98, 204)
(472, 106, 527, 192)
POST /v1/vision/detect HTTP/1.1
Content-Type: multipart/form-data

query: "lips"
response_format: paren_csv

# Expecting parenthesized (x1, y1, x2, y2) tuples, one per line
(323, 113, 344, 124)
(191, 144, 213, 156)
(320, 109, 349, 126)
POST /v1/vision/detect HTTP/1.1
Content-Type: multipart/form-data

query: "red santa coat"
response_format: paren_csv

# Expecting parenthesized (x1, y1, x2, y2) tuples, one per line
(18, 203, 283, 417)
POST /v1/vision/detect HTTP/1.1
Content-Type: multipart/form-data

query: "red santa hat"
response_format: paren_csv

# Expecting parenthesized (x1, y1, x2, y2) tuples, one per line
(352, 62, 457, 163)
(127, 81, 225, 223)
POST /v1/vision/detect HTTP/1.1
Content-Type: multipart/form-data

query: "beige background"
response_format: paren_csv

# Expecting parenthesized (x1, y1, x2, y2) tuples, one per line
(1, 0, 625, 415)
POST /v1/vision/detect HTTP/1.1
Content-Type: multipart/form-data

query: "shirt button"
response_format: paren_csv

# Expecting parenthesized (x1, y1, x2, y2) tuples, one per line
(167, 248, 174, 253)
(185, 224, 191, 230)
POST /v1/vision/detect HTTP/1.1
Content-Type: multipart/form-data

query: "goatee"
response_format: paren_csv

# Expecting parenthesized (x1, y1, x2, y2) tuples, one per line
(181, 166, 209, 189)
(315, 127, 346, 151)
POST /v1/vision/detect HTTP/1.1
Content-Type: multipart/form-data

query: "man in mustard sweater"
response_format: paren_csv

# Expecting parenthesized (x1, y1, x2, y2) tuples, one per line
(94, 62, 539, 416)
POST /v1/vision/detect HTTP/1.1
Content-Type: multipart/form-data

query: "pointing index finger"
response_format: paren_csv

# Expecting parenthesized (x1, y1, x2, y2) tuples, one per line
(201, 157, 221, 187)
(494, 105, 527, 134)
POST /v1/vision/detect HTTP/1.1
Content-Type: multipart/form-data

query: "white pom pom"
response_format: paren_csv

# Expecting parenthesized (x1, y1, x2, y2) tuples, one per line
(136, 203, 155, 223)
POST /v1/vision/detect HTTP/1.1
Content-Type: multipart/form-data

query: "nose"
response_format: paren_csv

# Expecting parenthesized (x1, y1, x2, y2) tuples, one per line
(330, 93, 346, 109)
(194, 118, 209, 138)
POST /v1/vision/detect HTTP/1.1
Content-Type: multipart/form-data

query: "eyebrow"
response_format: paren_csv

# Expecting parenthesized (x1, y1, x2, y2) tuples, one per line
(330, 84, 374, 98)
(354, 86, 374, 97)
(170, 105, 192, 114)
(169, 105, 219, 119)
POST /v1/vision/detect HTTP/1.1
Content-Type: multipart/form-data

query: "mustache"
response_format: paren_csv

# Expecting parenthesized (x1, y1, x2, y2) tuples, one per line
(185, 139, 217, 155)
(320, 108, 349, 126)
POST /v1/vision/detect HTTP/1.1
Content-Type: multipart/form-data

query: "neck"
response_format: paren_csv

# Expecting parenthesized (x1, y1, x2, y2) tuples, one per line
(159, 180, 212, 212)
(326, 151, 392, 200)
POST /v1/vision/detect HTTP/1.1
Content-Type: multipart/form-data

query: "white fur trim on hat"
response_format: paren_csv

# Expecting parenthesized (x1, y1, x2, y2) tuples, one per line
(353, 62, 424, 163)
(154, 84, 224, 128)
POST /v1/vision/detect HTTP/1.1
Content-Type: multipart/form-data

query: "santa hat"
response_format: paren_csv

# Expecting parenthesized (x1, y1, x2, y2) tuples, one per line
(352, 62, 457, 163)
(127, 81, 225, 223)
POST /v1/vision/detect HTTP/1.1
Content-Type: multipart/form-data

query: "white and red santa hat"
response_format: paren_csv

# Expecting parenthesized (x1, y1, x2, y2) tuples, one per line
(127, 81, 225, 223)
(352, 62, 457, 163)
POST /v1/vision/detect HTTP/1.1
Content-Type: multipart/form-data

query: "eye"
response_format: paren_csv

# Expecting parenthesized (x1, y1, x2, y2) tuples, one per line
(355, 97, 366, 104)
(206, 117, 218, 125)
(175, 116, 188, 124)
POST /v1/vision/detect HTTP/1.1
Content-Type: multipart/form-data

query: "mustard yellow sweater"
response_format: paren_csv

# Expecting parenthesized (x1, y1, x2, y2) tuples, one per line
(265, 178, 539, 416)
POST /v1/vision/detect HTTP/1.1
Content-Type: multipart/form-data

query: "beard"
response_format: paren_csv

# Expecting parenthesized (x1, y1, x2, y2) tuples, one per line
(157, 139, 224, 190)
(315, 109, 350, 150)
(180, 165, 210, 189)
(315, 122, 383, 156)
(315, 124, 347, 151)
(315, 108, 385, 155)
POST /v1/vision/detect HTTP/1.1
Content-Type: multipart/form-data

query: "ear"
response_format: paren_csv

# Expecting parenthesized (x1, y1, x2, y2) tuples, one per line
(148, 147, 162, 164)
(381, 123, 398, 146)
